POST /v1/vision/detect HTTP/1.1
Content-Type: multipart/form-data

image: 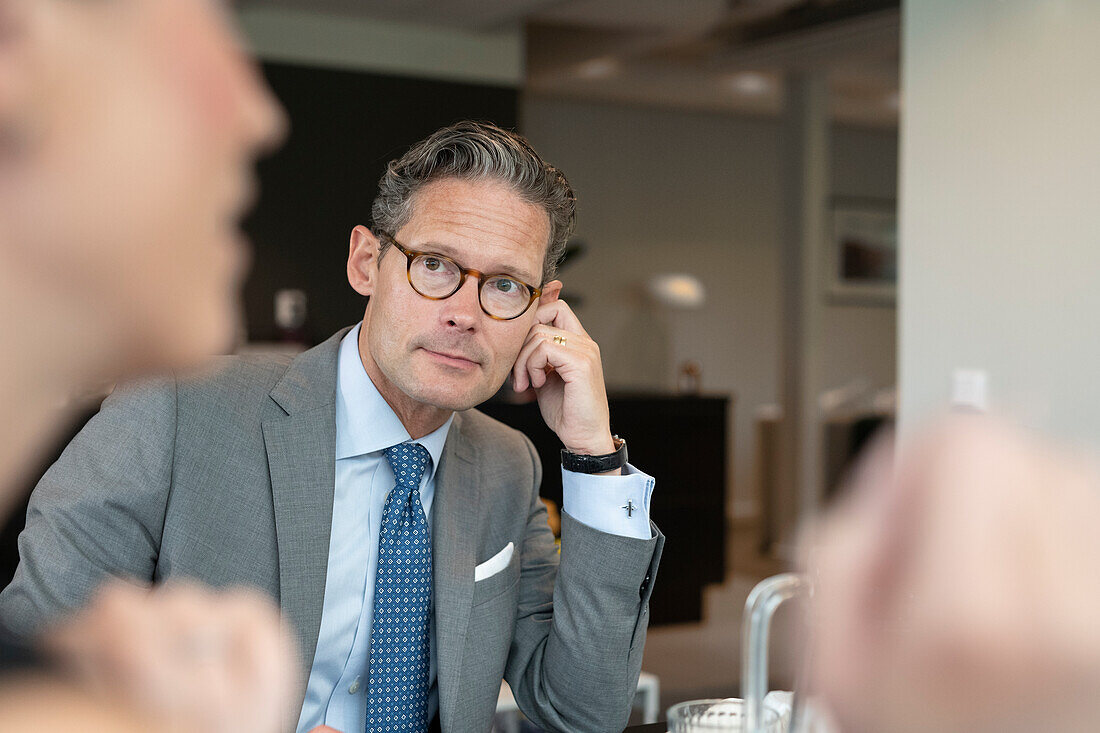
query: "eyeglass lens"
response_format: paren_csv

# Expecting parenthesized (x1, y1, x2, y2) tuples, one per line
(410, 254, 532, 319)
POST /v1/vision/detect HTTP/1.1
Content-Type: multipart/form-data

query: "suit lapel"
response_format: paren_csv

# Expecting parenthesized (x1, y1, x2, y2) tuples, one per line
(256, 326, 483, 726)
(431, 413, 480, 731)
(261, 329, 348, 676)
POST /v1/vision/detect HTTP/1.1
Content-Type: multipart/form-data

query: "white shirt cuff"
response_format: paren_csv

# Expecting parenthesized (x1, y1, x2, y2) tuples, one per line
(561, 463, 655, 540)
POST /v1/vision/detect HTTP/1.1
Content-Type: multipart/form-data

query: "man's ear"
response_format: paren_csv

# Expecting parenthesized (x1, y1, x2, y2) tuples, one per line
(347, 225, 381, 297)
(539, 279, 563, 305)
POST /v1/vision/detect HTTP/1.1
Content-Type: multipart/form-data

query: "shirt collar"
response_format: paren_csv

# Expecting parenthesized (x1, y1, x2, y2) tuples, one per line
(335, 323, 454, 480)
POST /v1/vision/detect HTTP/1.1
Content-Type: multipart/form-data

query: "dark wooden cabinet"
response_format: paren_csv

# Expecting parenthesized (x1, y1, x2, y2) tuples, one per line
(477, 393, 730, 625)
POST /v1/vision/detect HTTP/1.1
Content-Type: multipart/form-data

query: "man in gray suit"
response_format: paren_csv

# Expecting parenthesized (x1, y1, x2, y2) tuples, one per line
(0, 121, 663, 733)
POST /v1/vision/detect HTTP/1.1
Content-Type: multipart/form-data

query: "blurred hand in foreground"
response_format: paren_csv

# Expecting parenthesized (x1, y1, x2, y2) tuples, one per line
(806, 416, 1100, 733)
(43, 581, 300, 733)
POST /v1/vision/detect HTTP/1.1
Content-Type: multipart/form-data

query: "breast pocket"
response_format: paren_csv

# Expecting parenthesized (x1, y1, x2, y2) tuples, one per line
(471, 543, 520, 607)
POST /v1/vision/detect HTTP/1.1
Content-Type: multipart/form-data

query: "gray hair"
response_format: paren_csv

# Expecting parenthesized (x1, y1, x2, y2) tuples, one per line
(371, 120, 576, 284)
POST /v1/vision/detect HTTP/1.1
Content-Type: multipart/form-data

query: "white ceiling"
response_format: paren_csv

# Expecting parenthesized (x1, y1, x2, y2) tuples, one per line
(246, 0, 900, 126)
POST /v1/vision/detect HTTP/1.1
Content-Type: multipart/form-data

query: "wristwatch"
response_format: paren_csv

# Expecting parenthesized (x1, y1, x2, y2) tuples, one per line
(560, 435, 628, 474)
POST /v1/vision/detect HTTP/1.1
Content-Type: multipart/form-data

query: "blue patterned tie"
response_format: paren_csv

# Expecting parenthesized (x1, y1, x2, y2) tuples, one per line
(367, 443, 433, 732)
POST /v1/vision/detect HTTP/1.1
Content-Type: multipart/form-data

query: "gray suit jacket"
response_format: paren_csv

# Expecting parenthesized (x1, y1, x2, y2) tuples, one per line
(0, 329, 663, 732)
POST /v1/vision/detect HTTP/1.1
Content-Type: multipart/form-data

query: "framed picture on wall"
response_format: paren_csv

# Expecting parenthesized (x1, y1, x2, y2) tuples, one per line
(827, 198, 897, 305)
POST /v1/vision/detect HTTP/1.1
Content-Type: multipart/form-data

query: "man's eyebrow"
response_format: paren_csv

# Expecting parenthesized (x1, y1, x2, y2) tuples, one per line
(417, 241, 540, 285)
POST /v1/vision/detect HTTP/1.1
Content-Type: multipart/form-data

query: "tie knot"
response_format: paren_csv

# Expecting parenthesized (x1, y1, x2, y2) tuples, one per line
(383, 442, 431, 489)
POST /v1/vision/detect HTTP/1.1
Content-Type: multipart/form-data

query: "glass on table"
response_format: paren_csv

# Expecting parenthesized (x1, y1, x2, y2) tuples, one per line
(667, 698, 783, 732)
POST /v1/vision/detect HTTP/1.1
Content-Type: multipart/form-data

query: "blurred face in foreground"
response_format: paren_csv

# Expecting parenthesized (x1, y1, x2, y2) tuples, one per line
(0, 0, 285, 378)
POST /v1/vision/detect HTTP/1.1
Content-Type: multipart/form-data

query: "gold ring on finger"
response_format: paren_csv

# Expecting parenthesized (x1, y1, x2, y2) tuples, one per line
(552, 335, 567, 346)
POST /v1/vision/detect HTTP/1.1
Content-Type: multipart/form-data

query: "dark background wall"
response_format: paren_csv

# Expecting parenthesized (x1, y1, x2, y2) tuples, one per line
(241, 62, 518, 343)
(0, 65, 517, 588)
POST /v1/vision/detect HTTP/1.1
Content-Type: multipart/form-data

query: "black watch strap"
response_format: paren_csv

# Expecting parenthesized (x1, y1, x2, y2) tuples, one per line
(560, 436, 628, 474)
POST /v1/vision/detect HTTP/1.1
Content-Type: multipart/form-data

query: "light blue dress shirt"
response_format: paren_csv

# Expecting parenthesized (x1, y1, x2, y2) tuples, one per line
(295, 323, 655, 733)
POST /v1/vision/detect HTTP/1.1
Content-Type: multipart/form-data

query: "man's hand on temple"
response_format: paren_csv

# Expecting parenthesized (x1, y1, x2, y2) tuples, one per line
(42, 581, 300, 733)
(806, 416, 1100, 733)
(511, 297, 616, 459)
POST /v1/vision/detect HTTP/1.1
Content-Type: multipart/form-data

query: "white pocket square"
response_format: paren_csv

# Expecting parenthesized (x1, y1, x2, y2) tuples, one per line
(474, 542, 514, 582)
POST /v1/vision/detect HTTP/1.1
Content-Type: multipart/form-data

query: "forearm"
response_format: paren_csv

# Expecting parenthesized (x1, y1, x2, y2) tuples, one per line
(0, 378, 177, 638)
(508, 512, 663, 732)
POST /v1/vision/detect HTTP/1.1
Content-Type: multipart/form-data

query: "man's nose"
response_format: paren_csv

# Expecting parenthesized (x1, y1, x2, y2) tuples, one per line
(234, 54, 289, 156)
(217, 14, 288, 157)
(440, 277, 482, 331)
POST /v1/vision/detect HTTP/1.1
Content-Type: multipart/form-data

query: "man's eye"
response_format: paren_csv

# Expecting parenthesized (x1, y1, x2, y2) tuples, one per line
(494, 279, 517, 293)
(423, 258, 442, 272)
